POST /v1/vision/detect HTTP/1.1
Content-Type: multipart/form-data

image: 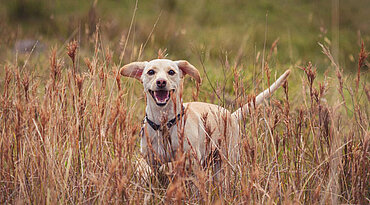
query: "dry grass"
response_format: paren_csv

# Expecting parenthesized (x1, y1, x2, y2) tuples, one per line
(0, 28, 369, 204)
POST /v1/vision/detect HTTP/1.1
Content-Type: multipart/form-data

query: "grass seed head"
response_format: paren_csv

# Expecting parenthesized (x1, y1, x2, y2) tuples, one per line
(67, 40, 78, 64)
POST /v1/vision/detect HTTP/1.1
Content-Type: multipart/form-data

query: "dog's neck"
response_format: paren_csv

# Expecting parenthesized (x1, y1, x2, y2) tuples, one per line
(145, 93, 183, 126)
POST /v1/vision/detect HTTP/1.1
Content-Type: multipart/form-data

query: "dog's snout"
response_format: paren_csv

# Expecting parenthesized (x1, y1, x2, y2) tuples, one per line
(156, 79, 167, 88)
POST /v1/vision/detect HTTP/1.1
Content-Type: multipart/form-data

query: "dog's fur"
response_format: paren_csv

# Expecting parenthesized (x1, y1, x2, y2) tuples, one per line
(121, 59, 290, 171)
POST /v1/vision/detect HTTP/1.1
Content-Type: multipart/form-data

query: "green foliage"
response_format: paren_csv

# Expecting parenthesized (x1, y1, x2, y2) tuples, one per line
(0, 0, 369, 71)
(6, 0, 51, 21)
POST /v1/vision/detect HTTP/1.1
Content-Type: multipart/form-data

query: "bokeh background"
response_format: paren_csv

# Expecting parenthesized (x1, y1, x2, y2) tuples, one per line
(1, 0, 369, 106)
(1, 0, 369, 68)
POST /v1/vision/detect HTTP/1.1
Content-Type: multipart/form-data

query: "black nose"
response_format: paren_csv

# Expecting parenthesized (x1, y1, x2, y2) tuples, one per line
(156, 79, 167, 88)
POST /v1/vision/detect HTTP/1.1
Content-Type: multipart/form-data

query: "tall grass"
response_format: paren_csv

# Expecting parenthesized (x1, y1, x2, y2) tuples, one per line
(0, 27, 369, 204)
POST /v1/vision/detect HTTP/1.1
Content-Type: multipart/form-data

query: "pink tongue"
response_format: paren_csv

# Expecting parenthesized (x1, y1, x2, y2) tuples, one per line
(155, 90, 169, 102)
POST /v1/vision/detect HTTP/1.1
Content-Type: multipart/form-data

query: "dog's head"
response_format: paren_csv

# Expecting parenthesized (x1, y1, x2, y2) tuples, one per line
(120, 59, 201, 107)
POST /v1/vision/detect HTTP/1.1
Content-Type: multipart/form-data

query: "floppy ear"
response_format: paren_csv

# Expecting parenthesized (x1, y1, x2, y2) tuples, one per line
(120, 61, 147, 81)
(176, 60, 202, 84)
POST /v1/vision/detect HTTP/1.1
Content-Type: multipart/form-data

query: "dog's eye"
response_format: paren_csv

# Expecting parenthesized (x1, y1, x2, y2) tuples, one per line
(147, 69, 155, 76)
(168, 70, 175, 76)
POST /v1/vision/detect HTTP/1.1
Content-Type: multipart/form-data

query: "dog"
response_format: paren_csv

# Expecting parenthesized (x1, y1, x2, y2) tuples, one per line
(120, 59, 290, 173)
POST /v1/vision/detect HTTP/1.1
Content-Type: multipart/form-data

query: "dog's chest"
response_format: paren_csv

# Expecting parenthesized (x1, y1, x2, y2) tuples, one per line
(140, 121, 183, 163)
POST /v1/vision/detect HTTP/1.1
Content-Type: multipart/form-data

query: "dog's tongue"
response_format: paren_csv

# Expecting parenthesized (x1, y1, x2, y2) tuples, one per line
(154, 90, 169, 103)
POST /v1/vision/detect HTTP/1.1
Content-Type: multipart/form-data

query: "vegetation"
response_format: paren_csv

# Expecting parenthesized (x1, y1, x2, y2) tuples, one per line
(0, 0, 369, 203)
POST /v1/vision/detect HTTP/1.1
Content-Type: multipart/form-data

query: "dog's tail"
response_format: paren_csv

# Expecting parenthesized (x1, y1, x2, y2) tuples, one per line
(232, 69, 291, 120)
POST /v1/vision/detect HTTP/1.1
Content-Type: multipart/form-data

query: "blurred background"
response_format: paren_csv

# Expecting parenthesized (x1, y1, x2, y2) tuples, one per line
(1, 0, 369, 68)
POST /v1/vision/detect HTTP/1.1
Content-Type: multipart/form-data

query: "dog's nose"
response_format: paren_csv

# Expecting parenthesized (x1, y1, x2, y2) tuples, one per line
(156, 79, 167, 88)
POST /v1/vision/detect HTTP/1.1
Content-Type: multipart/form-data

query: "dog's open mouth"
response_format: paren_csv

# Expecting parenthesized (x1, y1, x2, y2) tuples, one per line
(149, 89, 175, 106)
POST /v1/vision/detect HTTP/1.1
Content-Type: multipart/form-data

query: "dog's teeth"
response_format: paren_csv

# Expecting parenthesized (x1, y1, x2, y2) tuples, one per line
(154, 90, 169, 103)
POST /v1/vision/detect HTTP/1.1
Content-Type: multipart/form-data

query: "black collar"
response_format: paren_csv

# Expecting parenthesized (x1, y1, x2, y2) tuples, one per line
(145, 106, 185, 131)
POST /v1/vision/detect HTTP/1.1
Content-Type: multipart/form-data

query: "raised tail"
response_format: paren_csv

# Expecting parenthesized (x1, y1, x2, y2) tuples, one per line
(232, 69, 291, 120)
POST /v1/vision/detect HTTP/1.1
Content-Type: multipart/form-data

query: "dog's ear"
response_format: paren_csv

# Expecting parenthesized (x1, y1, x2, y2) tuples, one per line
(120, 61, 147, 81)
(176, 60, 202, 84)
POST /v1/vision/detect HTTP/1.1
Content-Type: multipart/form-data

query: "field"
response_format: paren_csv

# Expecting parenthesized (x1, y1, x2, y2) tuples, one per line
(0, 0, 369, 204)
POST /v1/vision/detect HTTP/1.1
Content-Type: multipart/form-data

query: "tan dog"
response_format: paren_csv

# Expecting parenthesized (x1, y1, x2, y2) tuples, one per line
(121, 59, 290, 172)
